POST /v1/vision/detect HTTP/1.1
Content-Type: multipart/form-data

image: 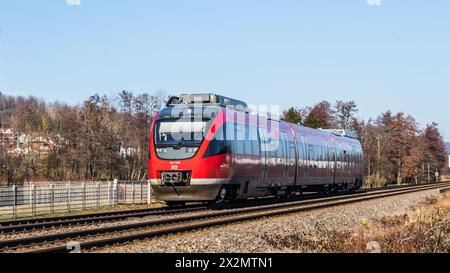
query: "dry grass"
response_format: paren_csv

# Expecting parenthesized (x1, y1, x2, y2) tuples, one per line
(264, 194, 450, 253)
(363, 174, 386, 188)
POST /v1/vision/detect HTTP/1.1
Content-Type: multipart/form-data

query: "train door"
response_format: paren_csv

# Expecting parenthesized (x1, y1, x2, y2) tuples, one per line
(280, 132, 289, 186)
(291, 129, 299, 188)
(296, 136, 305, 185)
(258, 128, 268, 187)
(287, 130, 298, 187)
(344, 143, 350, 180)
(324, 140, 330, 183)
(301, 136, 310, 185)
(330, 138, 337, 185)
(336, 142, 343, 184)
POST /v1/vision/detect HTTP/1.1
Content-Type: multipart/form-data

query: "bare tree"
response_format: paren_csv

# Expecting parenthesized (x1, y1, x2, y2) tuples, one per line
(335, 100, 358, 130)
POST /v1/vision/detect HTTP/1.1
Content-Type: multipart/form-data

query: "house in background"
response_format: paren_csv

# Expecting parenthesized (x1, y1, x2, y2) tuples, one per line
(1, 129, 58, 156)
(0, 128, 17, 154)
(16, 133, 57, 155)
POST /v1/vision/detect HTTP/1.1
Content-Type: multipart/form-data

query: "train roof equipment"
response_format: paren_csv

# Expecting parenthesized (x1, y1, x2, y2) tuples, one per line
(167, 93, 248, 109)
(165, 93, 282, 121)
(319, 129, 359, 139)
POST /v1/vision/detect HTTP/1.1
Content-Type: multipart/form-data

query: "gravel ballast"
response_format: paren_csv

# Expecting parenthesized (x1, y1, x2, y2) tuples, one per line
(95, 189, 442, 253)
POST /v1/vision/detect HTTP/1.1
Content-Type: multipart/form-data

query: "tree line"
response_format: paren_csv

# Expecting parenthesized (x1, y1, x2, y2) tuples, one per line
(0, 90, 166, 185)
(282, 101, 449, 187)
(1, 92, 448, 187)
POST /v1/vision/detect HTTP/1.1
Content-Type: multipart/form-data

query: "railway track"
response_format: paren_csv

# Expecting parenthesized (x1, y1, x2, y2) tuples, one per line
(1, 182, 448, 253)
(0, 205, 209, 233)
(1, 182, 444, 234)
(0, 193, 353, 234)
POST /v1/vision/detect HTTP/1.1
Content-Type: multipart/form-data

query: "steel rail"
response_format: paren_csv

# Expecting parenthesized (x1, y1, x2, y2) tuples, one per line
(0, 181, 444, 232)
(0, 205, 209, 233)
(0, 192, 363, 233)
(0, 206, 176, 227)
(2, 182, 448, 253)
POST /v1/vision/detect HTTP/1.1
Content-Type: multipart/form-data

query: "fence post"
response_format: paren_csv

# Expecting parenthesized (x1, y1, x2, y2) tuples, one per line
(29, 184, 33, 206)
(113, 179, 118, 206)
(31, 184, 36, 218)
(140, 182, 143, 204)
(50, 184, 55, 214)
(12, 185, 17, 219)
(147, 180, 152, 205)
(67, 181, 71, 212)
(107, 181, 112, 207)
(82, 183, 86, 211)
(96, 182, 100, 208)
(132, 182, 136, 204)
(123, 182, 127, 204)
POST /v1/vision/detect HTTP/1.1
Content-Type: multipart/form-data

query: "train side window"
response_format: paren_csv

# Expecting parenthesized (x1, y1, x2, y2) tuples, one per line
(281, 132, 288, 164)
(236, 124, 245, 155)
(267, 141, 276, 162)
(323, 141, 328, 170)
(277, 136, 283, 162)
(318, 145, 322, 163)
(289, 141, 296, 161)
(314, 145, 322, 168)
(315, 145, 320, 163)
(322, 142, 326, 162)
(249, 126, 259, 156)
(337, 144, 343, 163)
(244, 140, 252, 155)
(316, 145, 320, 162)
(308, 145, 314, 167)
(297, 137, 304, 162)
(320, 145, 324, 166)
(244, 124, 252, 155)
(233, 123, 243, 155)
(326, 141, 330, 162)
(232, 122, 238, 154)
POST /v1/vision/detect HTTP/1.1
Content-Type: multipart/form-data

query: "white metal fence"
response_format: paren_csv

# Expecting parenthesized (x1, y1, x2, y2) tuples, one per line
(0, 180, 151, 219)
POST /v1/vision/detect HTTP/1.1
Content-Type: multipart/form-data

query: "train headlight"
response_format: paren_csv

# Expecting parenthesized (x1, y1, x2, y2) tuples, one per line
(157, 148, 168, 153)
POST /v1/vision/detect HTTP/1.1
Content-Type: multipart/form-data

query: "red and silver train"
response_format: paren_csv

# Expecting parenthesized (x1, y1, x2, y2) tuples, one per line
(149, 94, 364, 206)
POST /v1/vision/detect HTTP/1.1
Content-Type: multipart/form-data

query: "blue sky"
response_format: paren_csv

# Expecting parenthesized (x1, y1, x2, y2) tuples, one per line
(0, 1, 449, 138)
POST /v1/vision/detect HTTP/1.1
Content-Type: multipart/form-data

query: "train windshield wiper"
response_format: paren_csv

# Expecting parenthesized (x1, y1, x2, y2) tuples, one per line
(155, 143, 201, 148)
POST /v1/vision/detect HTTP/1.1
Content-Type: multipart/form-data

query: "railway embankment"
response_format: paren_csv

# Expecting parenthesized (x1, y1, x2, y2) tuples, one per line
(98, 188, 449, 253)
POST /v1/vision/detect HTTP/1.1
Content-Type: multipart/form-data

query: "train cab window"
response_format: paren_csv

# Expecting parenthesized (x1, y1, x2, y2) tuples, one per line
(203, 125, 230, 158)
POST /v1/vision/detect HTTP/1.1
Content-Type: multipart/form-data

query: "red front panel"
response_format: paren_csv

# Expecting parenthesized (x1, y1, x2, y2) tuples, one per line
(148, 112, 231, 180)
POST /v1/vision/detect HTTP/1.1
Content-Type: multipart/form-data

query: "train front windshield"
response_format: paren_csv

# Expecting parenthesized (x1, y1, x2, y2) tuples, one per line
(154, 119, 211, 160)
